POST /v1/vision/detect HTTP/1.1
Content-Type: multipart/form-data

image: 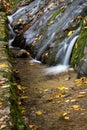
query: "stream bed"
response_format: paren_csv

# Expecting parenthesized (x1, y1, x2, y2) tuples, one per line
(10, 48, 87, 130)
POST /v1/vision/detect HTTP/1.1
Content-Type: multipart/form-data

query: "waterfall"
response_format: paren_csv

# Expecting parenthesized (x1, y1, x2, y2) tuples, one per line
(63, 35, 79, 65)
(8, 24, 16, 48)
(44, 35, 79, 75)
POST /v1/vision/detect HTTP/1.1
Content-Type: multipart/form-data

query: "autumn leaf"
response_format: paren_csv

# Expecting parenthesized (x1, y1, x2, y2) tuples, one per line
(18, 18, 23, 23)
(0, 125, 6, 130)
(72, 105, 81, 110)
(58, 86, 65, 91)
(21, 96, 28, 99)
(63, 112, 67, 116)
(36, 111, 42, 115)
(77, 94, 85, 98)
(0, 63, 8, 68)
(64, 116, 70, 120)
(75, 42, 78, 49)
(29, 125, 38, 130)
(84, 26, 87, 29)
(67, 31, 73, 36)
(70, 99, 77, 102)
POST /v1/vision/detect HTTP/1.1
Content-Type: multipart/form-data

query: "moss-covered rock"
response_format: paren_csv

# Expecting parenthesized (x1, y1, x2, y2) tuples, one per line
(71, 27, 87, 67)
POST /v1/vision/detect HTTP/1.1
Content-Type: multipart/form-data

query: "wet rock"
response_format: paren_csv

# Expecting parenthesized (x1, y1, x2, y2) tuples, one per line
(16, 50, 30, 58)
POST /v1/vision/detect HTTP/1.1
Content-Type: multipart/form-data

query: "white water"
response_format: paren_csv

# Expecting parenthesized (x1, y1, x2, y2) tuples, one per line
(45, 35, 79, 75)
(63, 35, 79, 65)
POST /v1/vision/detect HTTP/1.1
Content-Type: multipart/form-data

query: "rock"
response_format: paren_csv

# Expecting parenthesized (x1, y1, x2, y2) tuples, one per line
(76, 54, 87, 77)
(16, 49, 30, 58)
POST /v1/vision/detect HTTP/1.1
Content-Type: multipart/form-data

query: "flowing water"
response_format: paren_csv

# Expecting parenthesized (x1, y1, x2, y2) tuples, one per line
(8, 0, 87, 129)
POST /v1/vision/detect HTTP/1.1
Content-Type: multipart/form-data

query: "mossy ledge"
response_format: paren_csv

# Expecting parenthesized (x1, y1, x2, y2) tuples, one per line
(71, 27, 87, 67)
(1, 1, 27, 129)
(5, 25, 27, 130)
(9, 75, 27, 130)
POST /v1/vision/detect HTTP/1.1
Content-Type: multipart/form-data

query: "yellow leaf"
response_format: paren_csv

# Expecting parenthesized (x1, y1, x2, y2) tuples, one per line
(75, 42, 78, 49)
(21, 108, 26, 113)
(64, 116, 69, 120)
(63, 112, 67, 116)
(72, 105, 80, 110)
(18, 101, 22, 105)
(70, 99, 77, 102)
(58, 86, 65, 91)
(29, 125, 38, 130)
(77, 94, 85, 98)
(67, 31, 73, 36)
(17, 85, 22, 91)
(84, 26, 87, 29)
(36, 111, 42, 115)
(0, 63, 8, 67)
(76, 83, 82, 87)
(0, 102, 2, 105)
(18, 18, 23, 22)
(21, 96, 28, 99)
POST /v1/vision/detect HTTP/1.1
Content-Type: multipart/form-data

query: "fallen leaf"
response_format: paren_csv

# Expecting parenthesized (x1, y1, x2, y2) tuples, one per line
(64, 116, 69, 120)
(63, 112, 67, 116)
(58, 86, 65, 91)
(21, 96, 28, 99)
(84, 26, 87, 29)
(67, 31, 73, 36)
(0, 125, 6, 130)
(17, 85, 23, 91)
(36, 111, 42, 115)
(77, 94, 85, 98)
(29, 125, 37, 130)
(65, 100, 70, 103)
(72, 105, 81, 110)
(70, 99, 77, 102)
(0, 63, 8, 68)
(75, 42, 78, 49)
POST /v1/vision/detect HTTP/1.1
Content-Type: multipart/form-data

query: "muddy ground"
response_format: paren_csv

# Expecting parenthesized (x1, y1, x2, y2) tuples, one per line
(11, 49, 87, 130)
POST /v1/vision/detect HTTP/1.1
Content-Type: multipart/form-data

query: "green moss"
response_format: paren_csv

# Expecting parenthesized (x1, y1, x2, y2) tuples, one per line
(71, 27, 87, 67)
(10, 76, 27, 130)
(47, 9, 61, 25)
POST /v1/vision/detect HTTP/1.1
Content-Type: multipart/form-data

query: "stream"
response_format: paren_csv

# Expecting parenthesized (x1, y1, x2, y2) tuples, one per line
(8, 0, 87, 129)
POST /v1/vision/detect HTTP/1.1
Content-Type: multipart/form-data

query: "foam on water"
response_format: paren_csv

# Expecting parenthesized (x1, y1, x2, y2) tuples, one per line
(44, 64, 69, 75)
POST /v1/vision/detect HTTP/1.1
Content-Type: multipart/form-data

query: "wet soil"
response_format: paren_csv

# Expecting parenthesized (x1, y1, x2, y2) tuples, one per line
(11, 49, 87, 130)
